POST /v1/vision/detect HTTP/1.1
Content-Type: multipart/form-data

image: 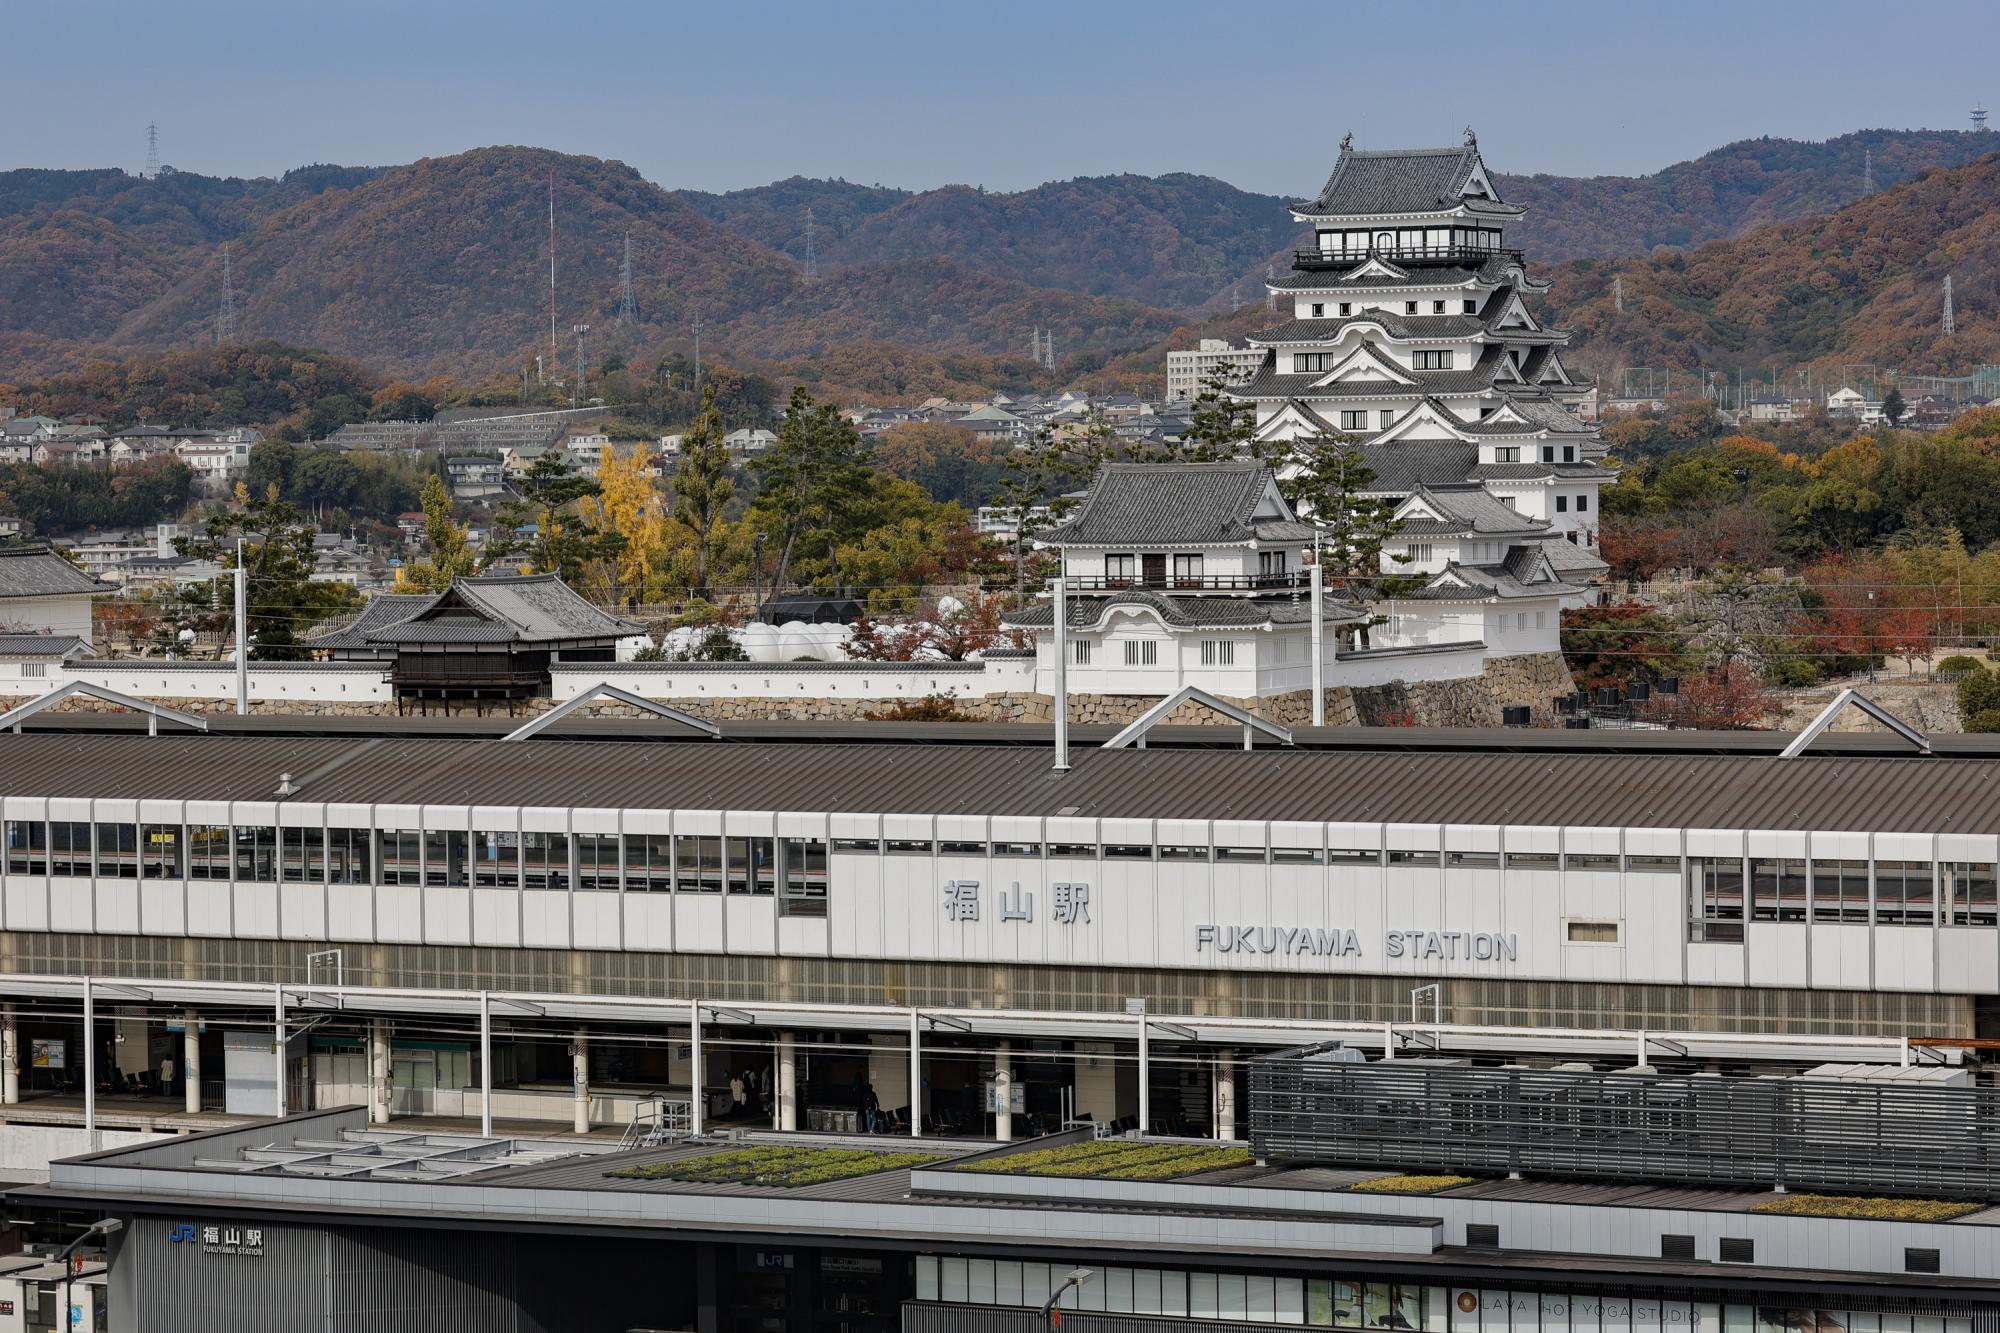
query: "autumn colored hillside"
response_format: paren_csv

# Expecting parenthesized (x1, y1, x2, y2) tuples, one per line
(1550, 153, 2000, 376)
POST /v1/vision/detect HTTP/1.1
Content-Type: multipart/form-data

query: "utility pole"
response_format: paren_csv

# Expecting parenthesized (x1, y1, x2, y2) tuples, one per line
(234, 538, 248, 716)
(547, 169, 559, 383)
(618, 234, 638, 323)
(217, 246, 238, 342)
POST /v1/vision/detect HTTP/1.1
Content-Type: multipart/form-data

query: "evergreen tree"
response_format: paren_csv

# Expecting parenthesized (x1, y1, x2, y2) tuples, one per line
(174, 482, 357, 659)
(489, 451, 624, 586)
(1173, 368, 1261, 463)
(671, 384, 734, 595)
(996, 418, 1109, 601)
(748, 387, 871, 601)
(1276, 435, 1407, 586)
(1882, 387, 1906, 426)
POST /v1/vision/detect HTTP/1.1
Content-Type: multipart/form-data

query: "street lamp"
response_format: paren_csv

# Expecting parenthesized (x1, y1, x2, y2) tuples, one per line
(1040, 1268, 1094, 1330)
(57, 1216, 122, 1331)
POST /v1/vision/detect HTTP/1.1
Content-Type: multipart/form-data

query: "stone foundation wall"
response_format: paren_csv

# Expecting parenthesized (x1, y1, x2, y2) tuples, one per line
(1353, 651, 1577, 728)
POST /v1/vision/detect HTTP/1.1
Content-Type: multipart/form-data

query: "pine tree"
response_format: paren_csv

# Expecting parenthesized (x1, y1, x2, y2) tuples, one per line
(489, 450, 625, 586)
(671, 384, 734, 595)
(1276, 434, 1407, 586)
(1173, 368, 1261, 462)
(748, 387, 871, 602)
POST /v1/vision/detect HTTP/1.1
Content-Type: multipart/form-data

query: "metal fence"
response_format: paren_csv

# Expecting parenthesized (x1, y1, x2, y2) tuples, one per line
(1247, 1053, 2000, 1199)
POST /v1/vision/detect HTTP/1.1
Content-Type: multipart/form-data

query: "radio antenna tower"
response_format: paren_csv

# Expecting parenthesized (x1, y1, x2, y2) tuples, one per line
(217, 245, 238, 342)
(547, 169, 559, 383)
(1862, 149, 1875, 195)
(1976, 104, 1990, 132)
(1944, 275, 1957, 335)
(1613, 275, 1624, 313)
(804, 207, 819, 282)
(145, 122, 160, 180)
(618, 234, 638, 323)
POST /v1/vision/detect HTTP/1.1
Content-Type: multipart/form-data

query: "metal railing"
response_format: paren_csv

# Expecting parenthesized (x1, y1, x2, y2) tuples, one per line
(1293, 243, 1520, 268)
(1065, 572, 1306, 593)
(1248, 1055, 2000, 1199)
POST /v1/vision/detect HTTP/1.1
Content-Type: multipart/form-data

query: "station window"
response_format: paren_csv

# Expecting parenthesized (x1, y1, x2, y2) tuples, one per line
(623, 834, 672, 892)
(1750, 857, 1806, 922)
(188, 825, 232, 881)
(832, 837, 880, 853)
(422, 829, 469, 888)
(1566, 920, 1619, 944)
(1444, 850, 1498, 869)
(675, 835, 723, 892)
(885, 838, 935, 855)
(1104, 844, 1154, 860)
(142, 824, 185, 876)
(1327, 847, 1381, 866)
(1047, 843, 1097, 859)
(1504, 850, 1558, 870)
(522, 831, 569, 891)
(1943, 861, 1998, 926)
(1386, 849, 1439, 867)
(5, 821, 46, 875)
(575, 833, 621, 891)
(1687, 856, 1745, 942)
(727, 836, 776, 895)
(1272, 847, 1326, 865)
(50, 821, 91, 877)
(1214, 846, 1267, 863)
(378, 831, 422, 887)
(993, 842, 1042, 858)
(93, 823, 139, 879)
(1566, 852, 1620, 872)
(779, 838, 828, 917)
(1875, 859, 1935, 925)
(472, 830, 521, 889)
(1157, 845, 1208, 861)
(327, 827, 371, 885)
(280, 827, 319, 884)
(938, 840, 988, 856)
(233, 826, 278, 883)
(1801, 858, 1855, 921)
(1627, 854, 1679, 873)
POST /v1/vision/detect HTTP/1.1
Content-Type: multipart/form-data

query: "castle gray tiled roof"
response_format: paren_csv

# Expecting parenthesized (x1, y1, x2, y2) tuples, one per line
(1544, 538, 1611, 578)
(305, 576, 642, 651)
(0, 543, 116, 599)
(0, 633, 93, 659)
(1004, 589, 1367, 632)
(1298, 145, 1526, 219)
(1248, 313, 1491, 344)
(1048, 463, 1315, 547)
(1400, 485, 1550, 537)
(1353, 440, 1480, 494)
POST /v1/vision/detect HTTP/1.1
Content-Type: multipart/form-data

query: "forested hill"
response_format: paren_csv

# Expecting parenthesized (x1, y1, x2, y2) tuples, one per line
(1500, 129, 1998, 259)
(1549, 152, 2000, 375)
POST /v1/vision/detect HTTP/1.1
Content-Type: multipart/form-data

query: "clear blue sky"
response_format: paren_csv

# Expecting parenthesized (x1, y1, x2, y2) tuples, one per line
(13, 0, 1999, 195)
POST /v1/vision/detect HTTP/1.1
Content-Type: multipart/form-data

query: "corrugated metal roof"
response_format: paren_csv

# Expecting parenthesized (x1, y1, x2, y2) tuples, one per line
(0, 730, 1995, 832)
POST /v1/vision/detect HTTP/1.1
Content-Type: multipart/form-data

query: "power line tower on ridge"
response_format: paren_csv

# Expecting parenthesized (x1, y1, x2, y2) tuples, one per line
(618, 234, 638, 324)
(1862, 149, 1875, 195)
(217, 245, 238, 343)
(145, 123, 160, 181)
(1944, 275, 1957, 336)
(804, 207, 818, 282)
(1613, 275, 1623, 313)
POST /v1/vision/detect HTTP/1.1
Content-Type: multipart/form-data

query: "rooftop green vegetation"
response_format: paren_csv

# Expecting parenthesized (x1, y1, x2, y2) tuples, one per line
(955, 1139, 1252, 1181)
(609, 1145, 946, 1188)
(1751, 1193, 1983, 1222)
(1346, 1173, 1477, 1195)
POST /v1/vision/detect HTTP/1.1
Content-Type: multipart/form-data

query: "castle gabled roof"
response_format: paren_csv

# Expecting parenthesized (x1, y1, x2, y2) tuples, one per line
(1046, 463, 1316, 547)
(1297, 142, 1526, 220)
(0, 542, 117, 599)
(305, 575, 642, 650)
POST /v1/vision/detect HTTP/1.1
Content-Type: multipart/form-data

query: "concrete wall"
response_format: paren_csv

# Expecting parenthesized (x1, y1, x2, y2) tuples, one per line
(0, 1122, 167, 1174)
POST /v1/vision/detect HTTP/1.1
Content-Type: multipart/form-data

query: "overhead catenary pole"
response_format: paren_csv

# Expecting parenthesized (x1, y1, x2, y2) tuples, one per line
(1052, 573, 1069, 771)
(82, 975, 95, 1137)
(234, 537, 247, 715)
(1137, 1016, 1150, 1136)
(689, 1001, 703, 1136)
(272, 981, 286, 1119)
(479, 990, 493, 1138)
(1309, 559, 1325, 726)
(909, 1009, 922, 1138)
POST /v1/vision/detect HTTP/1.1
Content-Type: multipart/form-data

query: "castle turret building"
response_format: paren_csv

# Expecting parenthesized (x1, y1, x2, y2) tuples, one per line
(1228, 131, 1615, 590)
